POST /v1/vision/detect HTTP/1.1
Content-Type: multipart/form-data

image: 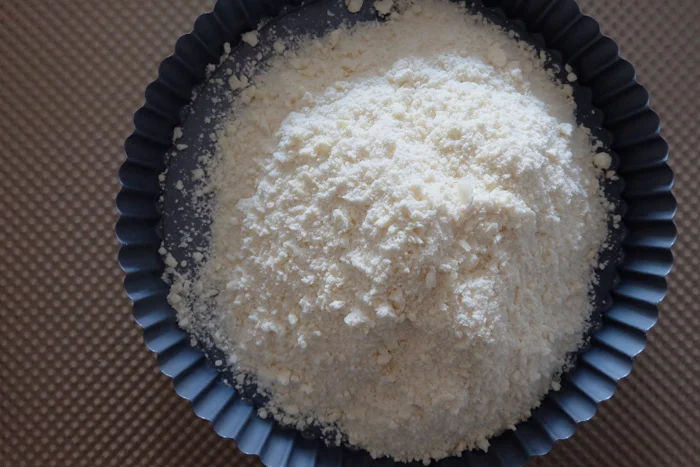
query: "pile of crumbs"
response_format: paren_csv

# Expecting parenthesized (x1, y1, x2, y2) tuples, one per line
(163, 0, 616, 464)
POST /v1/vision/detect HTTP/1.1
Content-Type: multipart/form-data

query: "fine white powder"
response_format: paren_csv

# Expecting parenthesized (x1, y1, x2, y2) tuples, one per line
(168, 1, 613, 464)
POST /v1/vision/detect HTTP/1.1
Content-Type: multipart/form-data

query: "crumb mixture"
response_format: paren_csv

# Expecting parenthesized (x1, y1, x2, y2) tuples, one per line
(165, 1, 614, 463)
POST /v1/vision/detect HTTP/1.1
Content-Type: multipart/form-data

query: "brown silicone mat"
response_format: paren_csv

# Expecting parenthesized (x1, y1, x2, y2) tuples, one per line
(0, 1, 698, 465)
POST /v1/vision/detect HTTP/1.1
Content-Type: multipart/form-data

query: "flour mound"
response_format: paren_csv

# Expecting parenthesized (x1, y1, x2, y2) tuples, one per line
(169, 1, 613, 464)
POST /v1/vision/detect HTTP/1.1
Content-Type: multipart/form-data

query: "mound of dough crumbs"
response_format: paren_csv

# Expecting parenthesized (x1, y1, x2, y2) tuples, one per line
(167, 0, 615, 464)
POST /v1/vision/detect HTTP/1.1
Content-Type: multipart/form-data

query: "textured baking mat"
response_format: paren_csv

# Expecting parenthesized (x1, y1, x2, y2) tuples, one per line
(0, 1, 697, 466)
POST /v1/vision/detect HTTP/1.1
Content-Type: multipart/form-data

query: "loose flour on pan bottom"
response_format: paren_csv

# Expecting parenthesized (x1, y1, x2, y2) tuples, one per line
(166, 1, 615, 463)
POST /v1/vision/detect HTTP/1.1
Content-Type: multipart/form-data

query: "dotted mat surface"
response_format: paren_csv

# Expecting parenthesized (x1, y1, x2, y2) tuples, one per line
(0, 1, 697, 466)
